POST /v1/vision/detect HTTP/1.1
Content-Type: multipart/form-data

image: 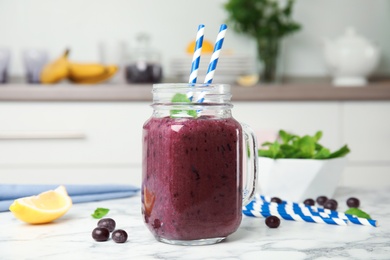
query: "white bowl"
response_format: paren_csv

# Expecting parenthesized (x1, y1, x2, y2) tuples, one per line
(257, 157, 347, 202)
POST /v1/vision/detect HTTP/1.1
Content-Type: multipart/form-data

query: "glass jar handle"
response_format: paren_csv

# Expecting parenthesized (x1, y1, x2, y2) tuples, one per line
(241, 122, 259, 206)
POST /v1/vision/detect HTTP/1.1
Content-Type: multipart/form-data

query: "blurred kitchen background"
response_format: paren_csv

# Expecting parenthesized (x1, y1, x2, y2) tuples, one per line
(0, 0, 389, 80)
(0, 0, 389, 190)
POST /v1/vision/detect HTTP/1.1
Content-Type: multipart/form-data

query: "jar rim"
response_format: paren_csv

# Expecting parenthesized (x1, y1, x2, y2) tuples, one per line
(152, 83, 232, 105)
(153, 83, 230, 87)
(152, 83, 231, 92)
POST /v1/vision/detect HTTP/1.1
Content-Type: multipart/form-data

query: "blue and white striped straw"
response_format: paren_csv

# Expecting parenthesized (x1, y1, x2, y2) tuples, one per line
(203, 24, 227, 84)
(244, 209, 347, 226)
(188, 24, 205, 85)
(192, 24, 227, 104)
(255, 195, 378, 227)
(243, 200, 348, 226)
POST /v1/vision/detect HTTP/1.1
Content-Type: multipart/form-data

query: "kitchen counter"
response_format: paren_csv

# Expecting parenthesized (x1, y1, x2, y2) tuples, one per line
(1, 187, 389, 259)
(0, 81, 390, 102)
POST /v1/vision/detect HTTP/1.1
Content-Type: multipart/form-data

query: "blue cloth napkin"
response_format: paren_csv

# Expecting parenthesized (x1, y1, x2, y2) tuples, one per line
(0, 184, 140, 212)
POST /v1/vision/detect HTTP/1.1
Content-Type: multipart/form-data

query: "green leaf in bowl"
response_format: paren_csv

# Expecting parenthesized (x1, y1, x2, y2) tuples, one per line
(329, 145, 351, 159)
(258, 129, 350, 159)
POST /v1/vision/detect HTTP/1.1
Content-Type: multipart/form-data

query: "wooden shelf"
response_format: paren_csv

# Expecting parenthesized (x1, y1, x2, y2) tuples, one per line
(0, 81, 390, 102)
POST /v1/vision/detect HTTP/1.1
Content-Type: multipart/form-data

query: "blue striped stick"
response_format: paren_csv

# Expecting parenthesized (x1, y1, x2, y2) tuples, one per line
(303, 205, 378, 227)
(188, 24, 205, 86)
(243, 209, 348, 226)
(204, 24, 227, 84)
(244, 200, 348, 226)
(193, 24, 227, 104)
(255, 195, 378, 227)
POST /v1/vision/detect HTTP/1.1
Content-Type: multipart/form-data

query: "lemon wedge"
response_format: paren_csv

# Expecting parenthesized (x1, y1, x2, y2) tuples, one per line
(237, 74, 259, 87)
(9, 185, 72, 224)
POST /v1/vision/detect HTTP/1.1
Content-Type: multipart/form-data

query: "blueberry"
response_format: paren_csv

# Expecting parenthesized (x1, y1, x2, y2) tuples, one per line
(98, 218, 116, 232)
(152, 219, 162, 229)
(92, 227, 110, 242)
(303, 198, 315, 206)
(265, 216, 280, 228)
(324, 199, 338, 210)
(270, 197, 283, 204)
(112, 229, 128, 243)
(346, 197, 360, 208)
(316, 196, 328, 206)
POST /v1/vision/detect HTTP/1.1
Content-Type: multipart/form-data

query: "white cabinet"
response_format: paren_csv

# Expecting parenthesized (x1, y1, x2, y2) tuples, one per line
(0, 102, 152, 186)
(234, 101, 390, 188)
(233, 102, 342, 151)
(342, 102, 390, 162)
(340, 102, 390, 187)
(0, 102, 151, 164)
(0, 101, 389, 188)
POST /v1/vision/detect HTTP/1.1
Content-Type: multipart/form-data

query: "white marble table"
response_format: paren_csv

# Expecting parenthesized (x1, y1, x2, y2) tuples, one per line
(1, 187, 389, 260)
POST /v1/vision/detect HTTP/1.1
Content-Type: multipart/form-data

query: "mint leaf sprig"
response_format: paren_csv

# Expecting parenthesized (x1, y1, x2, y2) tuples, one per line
(258, 130, 350, 159)
(91, 207, 110, 219)
(170, 93, 197, 118)
(345, 208, 372, 219)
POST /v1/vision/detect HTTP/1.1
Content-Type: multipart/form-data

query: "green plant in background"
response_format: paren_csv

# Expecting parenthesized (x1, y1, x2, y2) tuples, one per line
(224, 0, 301, 83)
(258, 130, 350, 159)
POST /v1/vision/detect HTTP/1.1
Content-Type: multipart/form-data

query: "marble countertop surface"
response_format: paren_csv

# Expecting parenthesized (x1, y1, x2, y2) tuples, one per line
(1, 187, 389, 260)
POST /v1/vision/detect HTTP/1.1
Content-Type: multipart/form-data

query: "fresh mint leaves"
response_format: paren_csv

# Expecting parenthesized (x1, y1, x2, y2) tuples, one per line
(91, 207, 110, 219)
(258, 130, 350, 159)
(170, 93, 197, 118)
(345, 207, 372, 219)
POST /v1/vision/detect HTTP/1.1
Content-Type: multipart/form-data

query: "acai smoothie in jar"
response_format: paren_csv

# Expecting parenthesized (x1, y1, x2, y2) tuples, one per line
(142, 83, 258, 245)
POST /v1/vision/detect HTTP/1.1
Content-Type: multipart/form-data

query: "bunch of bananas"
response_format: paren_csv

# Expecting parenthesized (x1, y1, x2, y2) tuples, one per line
(40, 49, 118, 84)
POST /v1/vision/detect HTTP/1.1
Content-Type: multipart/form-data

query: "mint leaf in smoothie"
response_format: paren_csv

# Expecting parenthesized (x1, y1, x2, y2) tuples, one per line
(91, 207, 110, 219)
(170, 93, 197, 118)
(345, 208, 371, 219)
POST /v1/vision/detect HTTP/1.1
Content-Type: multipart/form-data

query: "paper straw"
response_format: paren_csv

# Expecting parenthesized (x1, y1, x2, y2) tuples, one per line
(244, 201, 348, 226)
(243, 209, 348, 226)
(308, 206, 378, 227)
(188, 24, 205, 85)
(203, 24, 227, 84)
(254, 195, 378, 227)
(192, 24, 227, 104)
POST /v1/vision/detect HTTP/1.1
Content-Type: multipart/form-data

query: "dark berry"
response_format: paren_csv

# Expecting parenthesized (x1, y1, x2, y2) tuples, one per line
(270, 197, 283, 204)
(112, 229, 128, 243)
(346, 197, 360, 208)
(324, 199, 338, 210)
(316, 196, 328, 206)
(265, 216, 280, 228)
(98, 218, 116, 232)
(303, 198, 315, 206)
(92, 227, 110, 242)
(152, 218, 161, 229)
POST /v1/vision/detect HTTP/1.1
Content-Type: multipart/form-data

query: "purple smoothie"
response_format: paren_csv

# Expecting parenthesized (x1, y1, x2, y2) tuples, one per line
(142, 116, 243, 241)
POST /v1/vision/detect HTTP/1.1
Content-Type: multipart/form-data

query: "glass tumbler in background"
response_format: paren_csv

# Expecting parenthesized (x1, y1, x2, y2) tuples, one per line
(98, 39, 127, 84)
(23, 49, 48, 84)
(142, 83, 258, 245)
(0, 48, 11, 84)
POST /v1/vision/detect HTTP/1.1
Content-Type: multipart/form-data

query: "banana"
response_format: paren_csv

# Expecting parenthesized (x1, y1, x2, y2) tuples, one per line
(40, 48, 118, 84)
(40, 49, 70, 84)
(71, 65, 118, 84)
(68, 62, 108, 82)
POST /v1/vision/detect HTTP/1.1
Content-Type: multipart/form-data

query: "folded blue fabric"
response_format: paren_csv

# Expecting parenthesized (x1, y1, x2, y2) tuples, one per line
(0, 184, 140, 212)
